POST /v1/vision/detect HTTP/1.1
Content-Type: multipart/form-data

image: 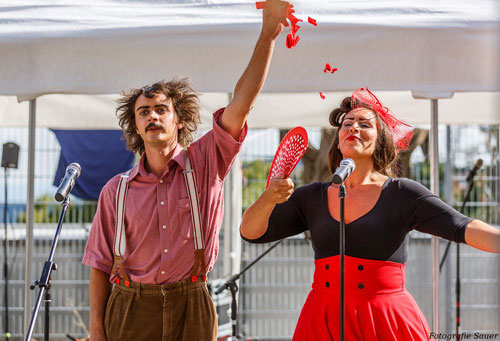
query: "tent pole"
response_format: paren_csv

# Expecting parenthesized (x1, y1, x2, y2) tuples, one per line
(430, 99, 439, 333)
(222, 93, 234, 278)
(23, 99, 36, 339)
(230, 153, 242, 277)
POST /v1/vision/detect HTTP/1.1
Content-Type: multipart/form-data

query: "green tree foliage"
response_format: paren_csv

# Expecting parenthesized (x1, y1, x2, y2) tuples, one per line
(242, 159, 304, 211)
(17, 194, 97, 224)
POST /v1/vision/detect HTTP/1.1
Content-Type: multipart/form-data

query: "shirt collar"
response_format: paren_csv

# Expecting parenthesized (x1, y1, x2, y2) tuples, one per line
(126, 144, 186, 183)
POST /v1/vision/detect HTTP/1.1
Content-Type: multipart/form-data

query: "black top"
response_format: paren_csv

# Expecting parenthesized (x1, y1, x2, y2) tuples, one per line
(243, 178, 473, 264)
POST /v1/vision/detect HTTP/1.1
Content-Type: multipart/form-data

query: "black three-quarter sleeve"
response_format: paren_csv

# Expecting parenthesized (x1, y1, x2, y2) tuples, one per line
(242, 184, 310, 244)
(399, 178, 473, 243)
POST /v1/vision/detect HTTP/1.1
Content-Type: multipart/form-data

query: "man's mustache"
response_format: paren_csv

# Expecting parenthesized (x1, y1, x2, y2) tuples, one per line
(145, 123, 163, 132)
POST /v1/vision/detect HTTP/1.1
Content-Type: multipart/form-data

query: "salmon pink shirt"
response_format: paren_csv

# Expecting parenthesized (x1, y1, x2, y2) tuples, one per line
(82, 109, 247, 284)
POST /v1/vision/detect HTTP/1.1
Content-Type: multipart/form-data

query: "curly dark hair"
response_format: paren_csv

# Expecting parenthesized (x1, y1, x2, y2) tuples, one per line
(327, 97, 399, 177)
(116, 78, 201, 155)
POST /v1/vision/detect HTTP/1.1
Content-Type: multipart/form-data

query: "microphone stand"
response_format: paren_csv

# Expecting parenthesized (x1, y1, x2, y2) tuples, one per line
(215, 239, 284, 340)
(26, 196, 71, 341)
(439, 172, 479, 340)
(338, 183, 346, 341)
(3, 167, 10, 340)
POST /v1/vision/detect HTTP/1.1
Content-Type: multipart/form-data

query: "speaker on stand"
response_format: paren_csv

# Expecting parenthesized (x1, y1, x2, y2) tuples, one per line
(2, 142, 20, 340)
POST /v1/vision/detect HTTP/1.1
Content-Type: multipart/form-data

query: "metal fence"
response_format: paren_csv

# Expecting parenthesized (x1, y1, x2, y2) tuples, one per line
(0, 125, 499, 340)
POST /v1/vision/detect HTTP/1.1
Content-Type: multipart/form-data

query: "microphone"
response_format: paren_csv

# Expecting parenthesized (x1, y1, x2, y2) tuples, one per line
(465, 159, 483, 183)
(332, 158, 356, 184)
(55, 163, 81, 202)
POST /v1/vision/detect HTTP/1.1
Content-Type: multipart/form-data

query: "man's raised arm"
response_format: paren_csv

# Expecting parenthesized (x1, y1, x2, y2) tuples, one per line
(221, 0, 289, 140)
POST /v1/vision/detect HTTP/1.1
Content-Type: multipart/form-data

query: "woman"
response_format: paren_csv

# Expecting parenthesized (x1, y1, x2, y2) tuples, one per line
(240, 88, 500, 340)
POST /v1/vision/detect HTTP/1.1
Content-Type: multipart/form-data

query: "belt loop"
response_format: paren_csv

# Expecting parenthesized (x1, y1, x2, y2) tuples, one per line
(136, 282, 141, 297)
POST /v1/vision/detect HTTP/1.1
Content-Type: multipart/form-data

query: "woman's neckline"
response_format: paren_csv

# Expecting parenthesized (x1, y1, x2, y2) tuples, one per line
(324, 177, 392, 225)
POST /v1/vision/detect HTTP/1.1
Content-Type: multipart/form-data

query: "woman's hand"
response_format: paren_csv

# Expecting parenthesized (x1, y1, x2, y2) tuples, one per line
(240, 177, 294, 240)
(263, 177, 295, 204)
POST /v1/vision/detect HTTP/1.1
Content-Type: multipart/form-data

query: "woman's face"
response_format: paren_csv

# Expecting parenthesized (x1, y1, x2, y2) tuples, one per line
(338, 108, 378, 159)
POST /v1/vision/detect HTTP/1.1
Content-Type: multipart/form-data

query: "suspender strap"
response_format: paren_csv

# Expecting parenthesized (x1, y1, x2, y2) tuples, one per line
(111, 170, 131, 286)
(183, 147, 205, 251)
(114, 170, 131, 257)
(183, 147, 207, 282)
(111, 255, 130, 285)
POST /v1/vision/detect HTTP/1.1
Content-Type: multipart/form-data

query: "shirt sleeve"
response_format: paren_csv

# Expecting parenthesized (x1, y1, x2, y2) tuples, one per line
(399, 178, 473, 243)
(189, 108, 248, 181)
(82, 178, 118, 274)
(242, 185, 309, 244)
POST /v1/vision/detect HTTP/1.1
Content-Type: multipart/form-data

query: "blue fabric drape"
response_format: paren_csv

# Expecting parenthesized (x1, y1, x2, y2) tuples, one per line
(52, 130, 134, 201)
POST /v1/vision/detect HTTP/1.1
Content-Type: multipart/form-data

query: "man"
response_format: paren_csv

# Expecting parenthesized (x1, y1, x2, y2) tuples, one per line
(82, 1, 289, 340)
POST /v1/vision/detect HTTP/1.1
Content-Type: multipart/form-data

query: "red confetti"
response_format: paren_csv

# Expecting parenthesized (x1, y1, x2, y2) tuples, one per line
(319, 92, 325, 99)
(324, 63, 338, 74)
(256, 1, 265, 9)
(308, 16, 317, 26)
(286, 34, 293, 48)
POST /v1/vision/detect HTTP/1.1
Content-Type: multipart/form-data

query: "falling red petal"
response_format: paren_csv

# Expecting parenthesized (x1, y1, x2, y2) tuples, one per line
(308, 17, 317, 26)
(324, 63, 331, 73)
(331, 68, 338, 74)
(256, 1, 265, 9)
(319, 92, 325, 99)
(286, 34, 293, 48)
(294, 35, 301, 46)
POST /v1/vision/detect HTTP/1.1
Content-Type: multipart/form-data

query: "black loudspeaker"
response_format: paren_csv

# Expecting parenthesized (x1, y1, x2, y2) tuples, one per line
(1, 142, 20, 169)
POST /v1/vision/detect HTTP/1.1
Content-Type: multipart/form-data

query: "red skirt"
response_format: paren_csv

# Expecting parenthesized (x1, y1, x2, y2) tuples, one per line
(293, 255, 430, 341)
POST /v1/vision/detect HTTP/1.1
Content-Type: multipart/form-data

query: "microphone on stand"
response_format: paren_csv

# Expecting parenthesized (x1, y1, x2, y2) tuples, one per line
(55, 163, 81, 202)
(332, 158, 356, 184)
(465, 159, 483, 183)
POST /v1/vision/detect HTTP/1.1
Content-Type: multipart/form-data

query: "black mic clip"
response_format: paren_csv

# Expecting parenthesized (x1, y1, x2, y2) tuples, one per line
(465, 159, 483, 184)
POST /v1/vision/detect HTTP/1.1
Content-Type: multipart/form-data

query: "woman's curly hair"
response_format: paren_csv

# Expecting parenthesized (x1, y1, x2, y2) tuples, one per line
(116, 78, 201, 155)
(327, 97, 399, 177)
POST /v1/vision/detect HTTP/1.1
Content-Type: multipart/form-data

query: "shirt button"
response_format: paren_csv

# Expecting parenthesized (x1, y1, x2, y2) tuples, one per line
(164, 249, 168, 253)
(159, 179, 164, 183)
(160, 201, 165, 206)
(325, 281, 330, 288)
(161, 271, 165, 275)
(162, 225, 167, 230)
(325, 264, 329, 270)
(358, 283, 364, 289)
(358, 265, 364, 271)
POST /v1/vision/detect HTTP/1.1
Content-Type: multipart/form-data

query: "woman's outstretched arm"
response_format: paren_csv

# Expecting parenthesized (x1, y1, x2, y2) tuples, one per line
(464, 220, 500, 253)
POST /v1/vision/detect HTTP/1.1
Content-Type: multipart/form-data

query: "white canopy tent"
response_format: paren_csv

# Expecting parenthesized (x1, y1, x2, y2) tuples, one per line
(1, 0, 499, 98)
(0, 0, 499, 337)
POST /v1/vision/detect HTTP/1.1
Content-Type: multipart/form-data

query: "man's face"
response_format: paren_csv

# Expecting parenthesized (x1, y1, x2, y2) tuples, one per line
(134, 92, 184, 150)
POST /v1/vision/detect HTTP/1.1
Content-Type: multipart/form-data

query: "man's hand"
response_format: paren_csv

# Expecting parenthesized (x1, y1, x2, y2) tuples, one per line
(261, 0, 290, 40)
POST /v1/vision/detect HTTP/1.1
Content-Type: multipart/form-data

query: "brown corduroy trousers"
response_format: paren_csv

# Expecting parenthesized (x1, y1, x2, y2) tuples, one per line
(104, 277, 217, 341)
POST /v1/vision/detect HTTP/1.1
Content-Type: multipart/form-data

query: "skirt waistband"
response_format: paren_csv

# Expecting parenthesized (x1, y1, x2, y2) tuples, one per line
(312, 255, 406, 295)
